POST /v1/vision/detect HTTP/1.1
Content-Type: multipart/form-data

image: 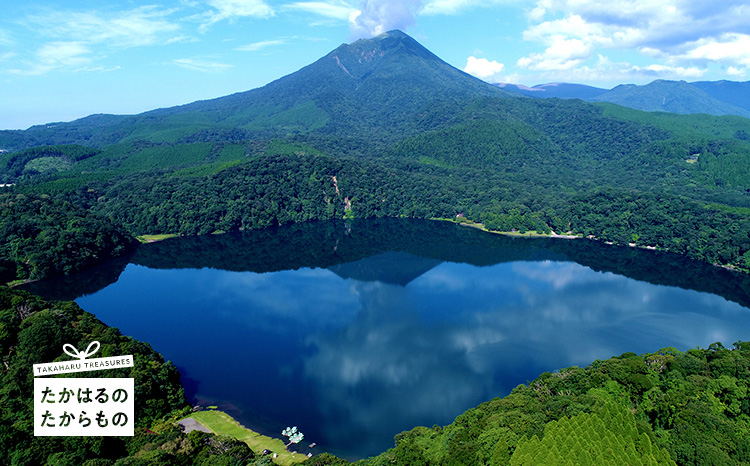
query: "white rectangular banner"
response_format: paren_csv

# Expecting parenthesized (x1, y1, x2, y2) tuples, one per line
(34, 378, 134, 436)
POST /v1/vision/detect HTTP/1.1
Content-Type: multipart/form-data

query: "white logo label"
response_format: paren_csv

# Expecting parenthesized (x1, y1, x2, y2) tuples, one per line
(33, 341, 135, 437)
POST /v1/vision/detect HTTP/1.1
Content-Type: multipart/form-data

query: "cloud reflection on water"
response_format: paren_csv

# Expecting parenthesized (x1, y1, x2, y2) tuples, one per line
(75, 256, 750, 460)
(299, 259, 750, 457)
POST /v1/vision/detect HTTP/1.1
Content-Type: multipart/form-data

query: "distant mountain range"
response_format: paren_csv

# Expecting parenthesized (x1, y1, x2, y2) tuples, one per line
(496, 79, 750, 118)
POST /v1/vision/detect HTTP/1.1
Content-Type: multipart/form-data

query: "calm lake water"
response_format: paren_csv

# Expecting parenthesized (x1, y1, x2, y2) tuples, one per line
(24, 219, 750, 459)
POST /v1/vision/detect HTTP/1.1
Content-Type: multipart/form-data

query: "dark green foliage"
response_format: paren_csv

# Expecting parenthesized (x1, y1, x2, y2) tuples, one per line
(0, 193, 137, 281)
(509, 404, 675, 466)
(14, 140, 750, 273)
(567, 189, 750, 268)
(304, 452, 351, 466)
(1, 145, 101, 183)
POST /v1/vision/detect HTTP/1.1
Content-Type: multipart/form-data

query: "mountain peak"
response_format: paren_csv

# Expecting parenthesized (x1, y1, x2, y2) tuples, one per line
(327, 29, 441, 77)
(370, 29, 410, 40)
(353, 29, 416, 46)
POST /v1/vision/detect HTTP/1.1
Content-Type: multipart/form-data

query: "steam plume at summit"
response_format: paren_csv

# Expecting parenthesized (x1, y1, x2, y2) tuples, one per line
(350, 0, 423, 39)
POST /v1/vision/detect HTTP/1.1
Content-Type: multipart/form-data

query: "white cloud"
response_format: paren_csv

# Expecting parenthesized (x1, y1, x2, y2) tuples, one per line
(172, 58, 234, 72)
(38, 41, 91, 65)
(517, 37, 591, 70)
(165, 35, 197, 45)
(207, 0, 275, 18)
(681, 33, 750, 66)
(463, 56, 504, 80)
(9, 41, 93, 76)
(283, 1, 358, 21)
(78, 65, 122, 73)
(527, 5, 546, 21)
(237, 39, 287, 51)
(640, 63, 704, 78)
(0, 29, 13, 47)
(25, 6, 181, 49)
(12, 6, 184, 75)
(201, 0, 274, 30)
(727, 66, 747, 78)
(521, 0, 750, 80)
(516, 53, 707, 87)
(523, 14, 608, 45)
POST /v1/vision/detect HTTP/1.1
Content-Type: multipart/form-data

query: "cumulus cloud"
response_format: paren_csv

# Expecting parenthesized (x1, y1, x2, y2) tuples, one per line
(517, 0, 750, 83)
(680, 33, 750, 67)
(349, 0, 423, 39)
(728, 66, 748, 78)
(463, 56, 504, 80)
(517, 37, 592, 70)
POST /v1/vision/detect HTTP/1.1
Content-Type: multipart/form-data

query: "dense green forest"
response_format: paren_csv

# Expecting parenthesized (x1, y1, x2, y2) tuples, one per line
(0, 193, 137, 283)
(15, 145, 745, 273)
(0, 286, 280, 466)
(305, 341, 750, 466)
(0, 145, 102, 184)
(4, 125, 750, 283)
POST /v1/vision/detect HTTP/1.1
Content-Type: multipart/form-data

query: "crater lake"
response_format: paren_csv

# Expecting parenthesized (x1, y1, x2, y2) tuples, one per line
(22, 219, 750, 460)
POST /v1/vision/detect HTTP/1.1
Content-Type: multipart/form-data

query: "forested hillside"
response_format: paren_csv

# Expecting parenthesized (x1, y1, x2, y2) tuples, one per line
(1, 30, 750, 281)
(0, 193, 137, 283)
(15, 146, 747, 273)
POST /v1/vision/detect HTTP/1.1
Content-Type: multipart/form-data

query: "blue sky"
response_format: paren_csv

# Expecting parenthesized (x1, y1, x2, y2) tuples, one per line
(2, 0, 750, 129)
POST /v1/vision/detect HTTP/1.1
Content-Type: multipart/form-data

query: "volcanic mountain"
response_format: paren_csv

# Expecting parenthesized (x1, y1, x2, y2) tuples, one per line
(0, 30, 511, 150)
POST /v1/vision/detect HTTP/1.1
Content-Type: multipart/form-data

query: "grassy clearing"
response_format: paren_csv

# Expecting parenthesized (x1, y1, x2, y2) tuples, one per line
(446, 218, 579, 239)
(182, 410, 308, 465)
(136, 233, 179, 243)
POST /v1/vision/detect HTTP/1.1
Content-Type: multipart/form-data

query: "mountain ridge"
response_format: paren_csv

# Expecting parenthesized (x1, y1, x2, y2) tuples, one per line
(496, 78, 750, 118)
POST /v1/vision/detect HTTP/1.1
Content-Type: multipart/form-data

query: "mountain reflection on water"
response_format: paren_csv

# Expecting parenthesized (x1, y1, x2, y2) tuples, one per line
(22, 219, 750, 459)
